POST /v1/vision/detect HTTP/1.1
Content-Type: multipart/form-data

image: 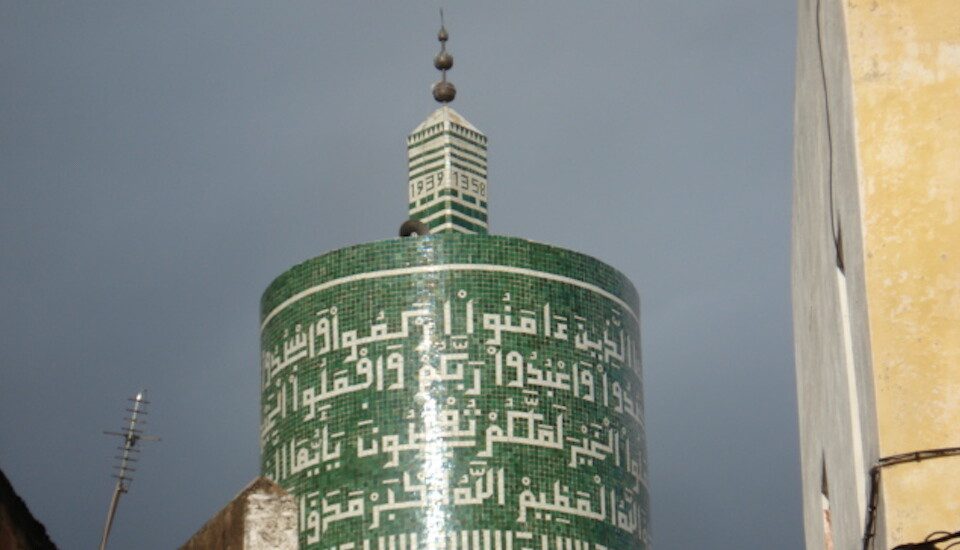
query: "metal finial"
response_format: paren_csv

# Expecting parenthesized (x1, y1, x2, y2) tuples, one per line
(432, 8, 456, 103)
(438, 8, 449, 42)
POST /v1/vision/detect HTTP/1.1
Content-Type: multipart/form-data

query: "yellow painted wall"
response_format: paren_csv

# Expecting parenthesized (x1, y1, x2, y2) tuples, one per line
(844, 0, 960, 544)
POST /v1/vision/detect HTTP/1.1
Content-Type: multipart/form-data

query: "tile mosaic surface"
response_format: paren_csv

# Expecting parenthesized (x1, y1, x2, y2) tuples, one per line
(260, 234, 648, 549)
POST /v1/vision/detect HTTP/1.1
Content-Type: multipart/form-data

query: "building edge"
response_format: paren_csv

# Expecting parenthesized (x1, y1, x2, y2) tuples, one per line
(792, 0, 881, 547)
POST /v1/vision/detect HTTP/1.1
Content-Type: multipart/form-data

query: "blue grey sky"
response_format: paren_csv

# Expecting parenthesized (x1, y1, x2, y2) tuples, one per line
(0, 2, 799, 548)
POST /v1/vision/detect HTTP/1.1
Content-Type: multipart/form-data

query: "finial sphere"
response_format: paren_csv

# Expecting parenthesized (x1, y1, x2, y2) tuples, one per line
(432, 81, 456, 103)
(434, 51, 453, 71)
(438, 27, 449, 42)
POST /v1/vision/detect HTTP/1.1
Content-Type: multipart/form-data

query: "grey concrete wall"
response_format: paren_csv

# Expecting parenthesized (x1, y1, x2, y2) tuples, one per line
(180, 477, 297, 550)
(791, 0, 882, 548)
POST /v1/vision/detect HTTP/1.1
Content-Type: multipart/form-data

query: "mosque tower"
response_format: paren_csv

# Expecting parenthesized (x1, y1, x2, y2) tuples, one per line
(259, 17, 649, 549)
(405, 17, 488, 235)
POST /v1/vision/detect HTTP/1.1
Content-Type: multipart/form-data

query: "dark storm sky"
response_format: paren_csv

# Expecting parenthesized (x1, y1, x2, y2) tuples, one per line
(0, 2, 799, 548)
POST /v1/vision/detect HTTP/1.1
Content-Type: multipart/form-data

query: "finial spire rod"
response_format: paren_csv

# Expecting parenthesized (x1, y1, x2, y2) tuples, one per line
(432, 9, 456, 103)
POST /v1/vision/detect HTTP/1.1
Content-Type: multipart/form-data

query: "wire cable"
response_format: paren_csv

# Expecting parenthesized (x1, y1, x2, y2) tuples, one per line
(862, 447, 960, 549)
(891, 529, 960, 550)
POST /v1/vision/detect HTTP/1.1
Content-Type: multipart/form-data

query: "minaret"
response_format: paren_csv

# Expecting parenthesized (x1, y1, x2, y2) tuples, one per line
(259, 13, 648, 549)
(405, 14, 489, 235)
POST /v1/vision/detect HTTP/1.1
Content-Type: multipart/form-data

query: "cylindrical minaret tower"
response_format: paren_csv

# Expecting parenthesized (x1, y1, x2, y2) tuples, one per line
(260, 16, 649, 549)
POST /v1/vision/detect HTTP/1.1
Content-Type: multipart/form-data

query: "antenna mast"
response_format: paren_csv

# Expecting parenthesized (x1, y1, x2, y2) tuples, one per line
(99, 390, 159, 550)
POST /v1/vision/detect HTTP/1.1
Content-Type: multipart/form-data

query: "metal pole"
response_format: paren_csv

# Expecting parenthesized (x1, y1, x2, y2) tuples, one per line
(99, 391, 155, 550)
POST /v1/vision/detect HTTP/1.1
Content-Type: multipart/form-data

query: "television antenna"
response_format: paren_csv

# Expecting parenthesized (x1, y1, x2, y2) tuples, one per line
(99, 390, 160, 550)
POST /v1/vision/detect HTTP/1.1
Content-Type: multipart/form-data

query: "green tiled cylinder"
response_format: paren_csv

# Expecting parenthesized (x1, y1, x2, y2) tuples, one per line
(260, 234, 648, 549)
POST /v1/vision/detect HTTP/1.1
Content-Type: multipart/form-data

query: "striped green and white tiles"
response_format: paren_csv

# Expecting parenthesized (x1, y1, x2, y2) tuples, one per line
(407, 107, 488, 234)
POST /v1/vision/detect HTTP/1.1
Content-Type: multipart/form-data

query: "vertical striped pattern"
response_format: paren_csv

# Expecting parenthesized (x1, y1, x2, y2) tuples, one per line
(321, 530, 609, 550)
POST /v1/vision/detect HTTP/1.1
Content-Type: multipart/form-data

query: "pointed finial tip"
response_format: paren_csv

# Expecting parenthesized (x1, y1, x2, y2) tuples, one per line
(437, 8, 449, 43)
